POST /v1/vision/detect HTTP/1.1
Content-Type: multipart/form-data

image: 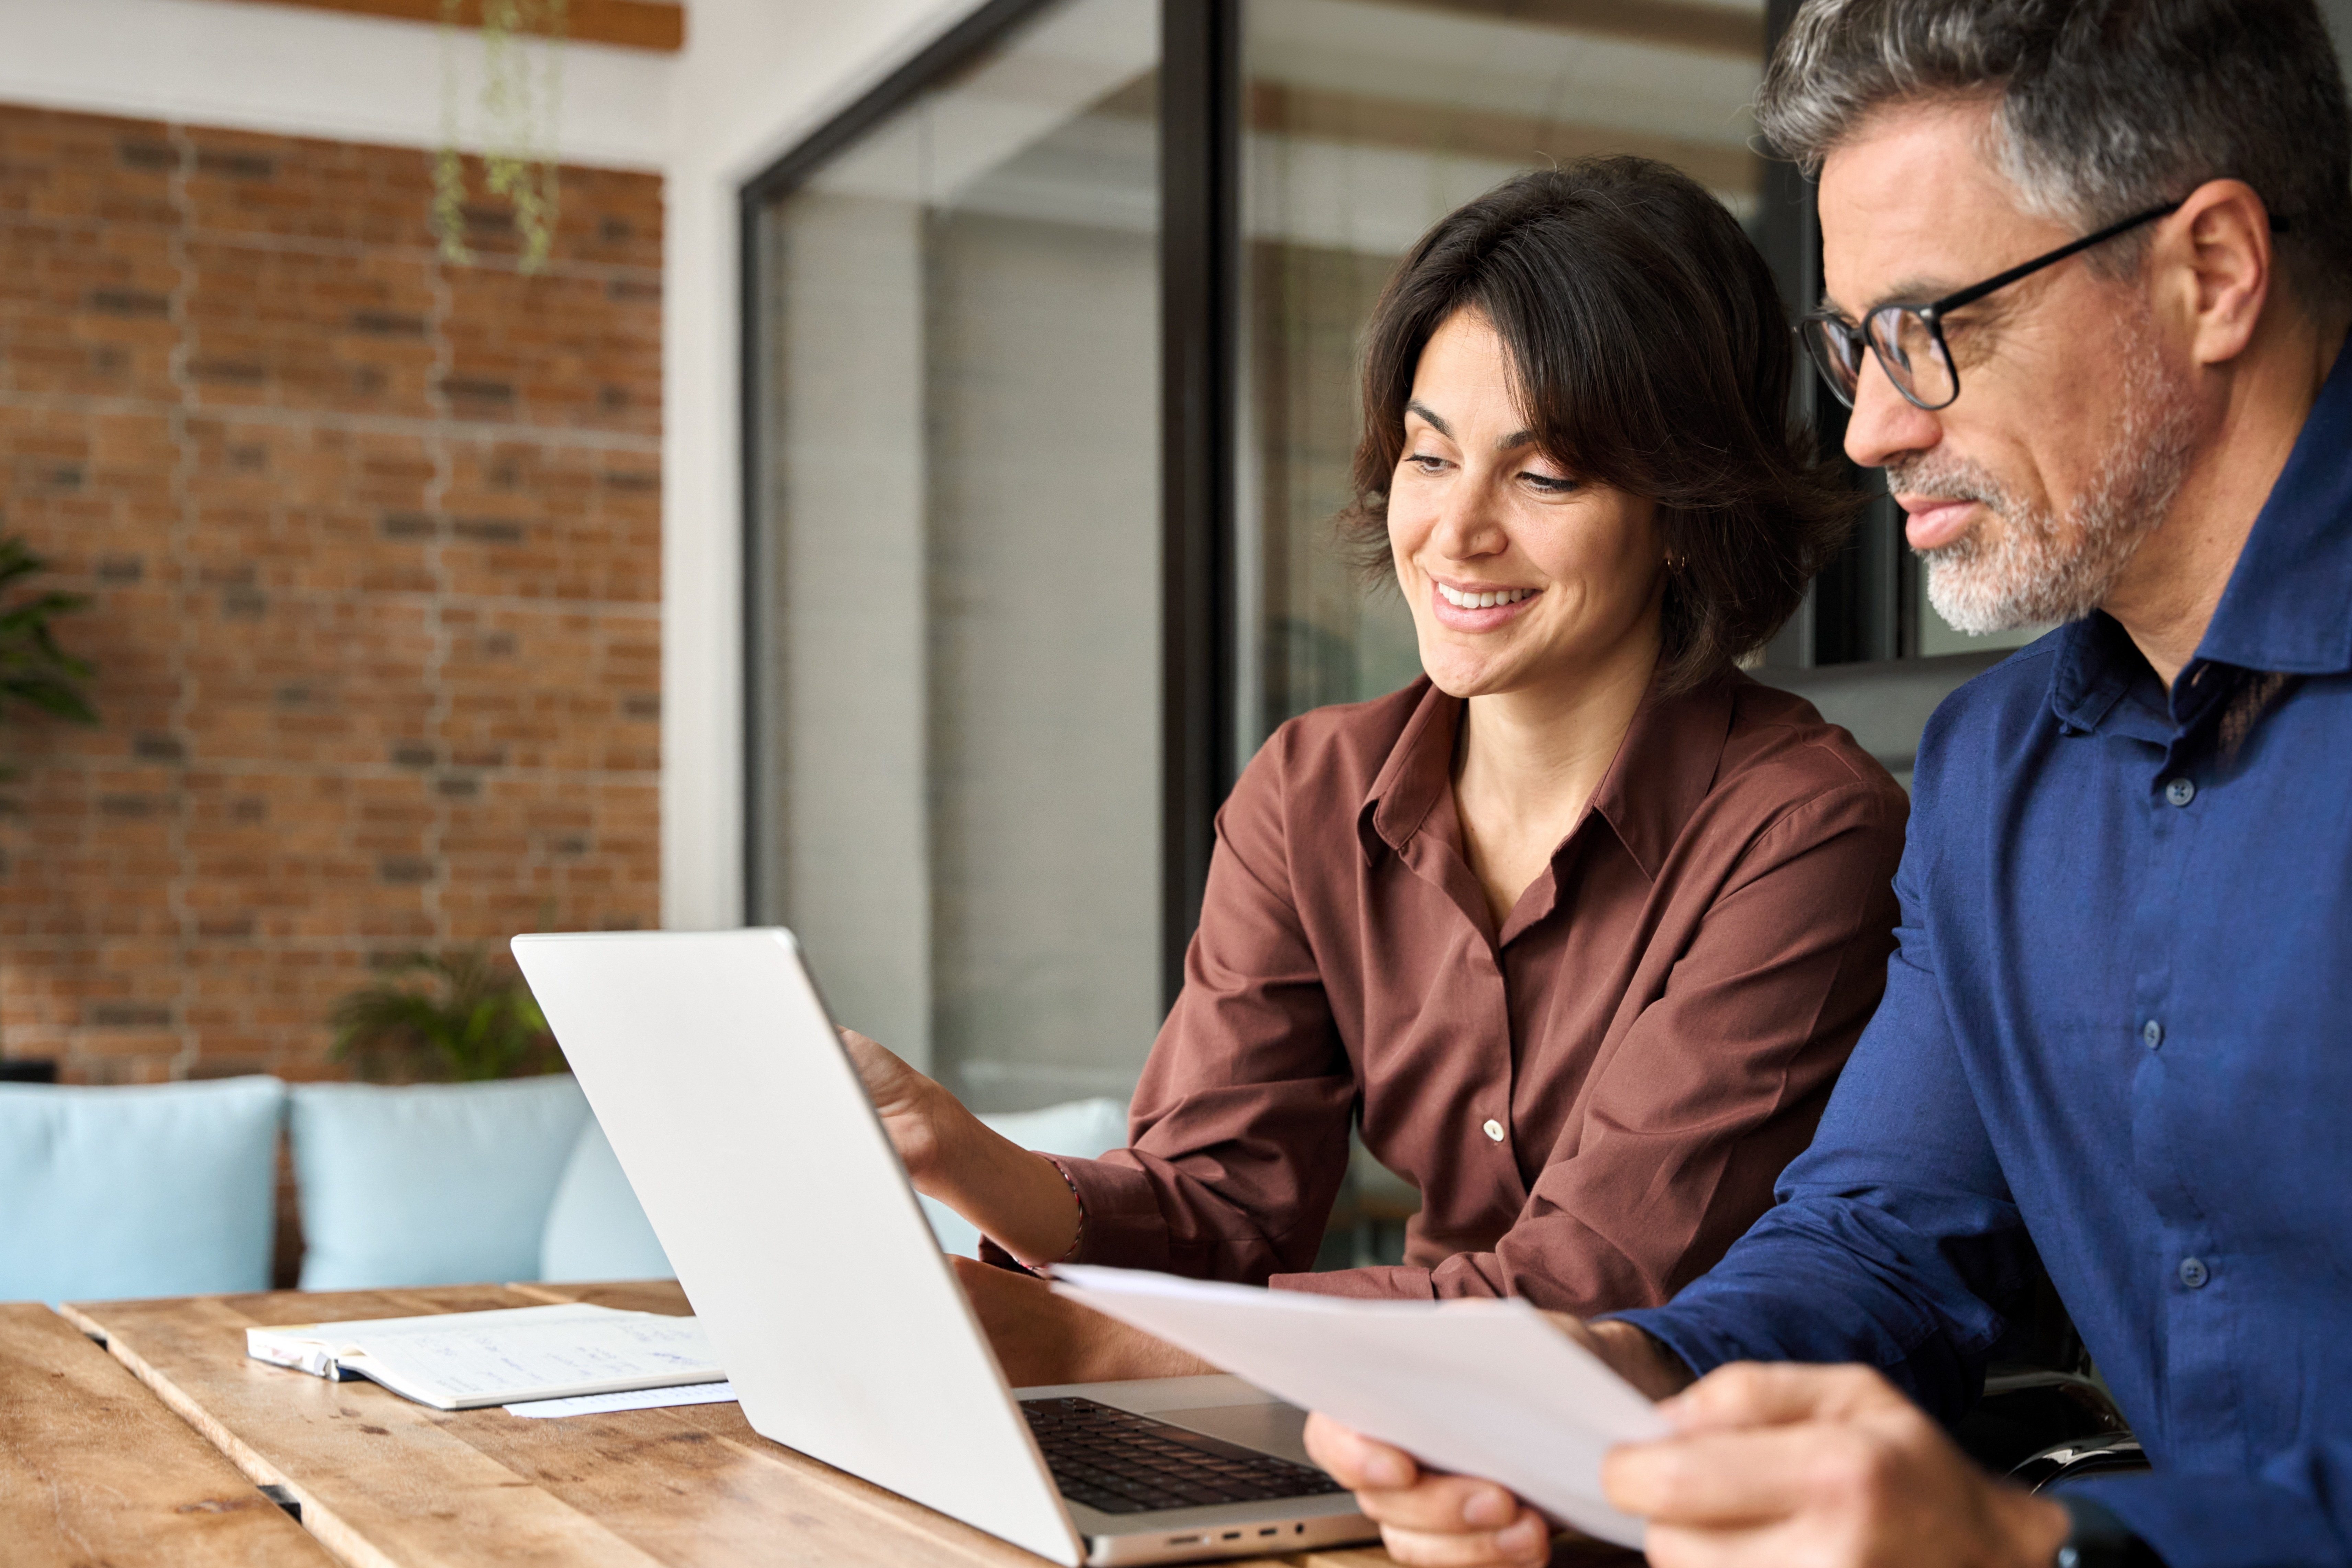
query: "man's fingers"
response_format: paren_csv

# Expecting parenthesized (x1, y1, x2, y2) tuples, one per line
(1660, 1360, 1903, 1434)
(1374, 1510, 1550, 1568)
(1605, 1419, 1893, 1527)
(1349, 1471, 1524, 1534)
(1303, 1412, 1418, 1490)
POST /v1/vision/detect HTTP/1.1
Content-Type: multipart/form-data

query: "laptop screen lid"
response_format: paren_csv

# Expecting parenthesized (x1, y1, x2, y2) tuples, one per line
(513, 928, 1083, 1566)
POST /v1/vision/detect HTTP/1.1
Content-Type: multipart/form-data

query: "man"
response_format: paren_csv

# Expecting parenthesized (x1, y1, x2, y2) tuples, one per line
(1302, 2, 2352, 1566)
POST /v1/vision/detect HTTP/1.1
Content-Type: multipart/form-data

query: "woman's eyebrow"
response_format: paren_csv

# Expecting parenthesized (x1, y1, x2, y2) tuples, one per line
(1495, 428, 1535, 451)
(1404, 399, 1452, 437)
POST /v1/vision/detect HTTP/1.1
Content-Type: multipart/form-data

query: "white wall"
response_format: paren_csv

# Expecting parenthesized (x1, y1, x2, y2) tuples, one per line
(0, 0, 973, 930)
(657, 0, 975, 929)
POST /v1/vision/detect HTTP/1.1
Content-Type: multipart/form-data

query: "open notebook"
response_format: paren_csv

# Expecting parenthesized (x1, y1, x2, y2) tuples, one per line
(246, 1302, 721, 1411)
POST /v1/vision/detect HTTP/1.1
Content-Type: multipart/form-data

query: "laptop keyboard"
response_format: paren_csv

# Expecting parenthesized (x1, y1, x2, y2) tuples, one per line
(1019, 1396, 1352, 1516)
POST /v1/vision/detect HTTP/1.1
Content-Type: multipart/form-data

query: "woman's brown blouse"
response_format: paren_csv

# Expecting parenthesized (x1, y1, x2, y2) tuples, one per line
(1056, 671, 1909, 1313)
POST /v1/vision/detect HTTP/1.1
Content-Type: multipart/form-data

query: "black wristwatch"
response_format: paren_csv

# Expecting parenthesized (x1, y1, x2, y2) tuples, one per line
(2054, 1497, 2166, 1568)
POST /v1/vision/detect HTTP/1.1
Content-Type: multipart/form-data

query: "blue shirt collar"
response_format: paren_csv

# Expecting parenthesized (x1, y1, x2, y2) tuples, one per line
(2193, 335, 2352, 676)
(2050, 335, 2352, 735)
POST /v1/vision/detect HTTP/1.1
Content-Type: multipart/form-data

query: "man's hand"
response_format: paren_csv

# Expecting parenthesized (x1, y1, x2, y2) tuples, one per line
(951, 1256, 1215, 1386)
(1301, 1317, 1687, 1567)
(1606, 1362, 2072, 1568)
(1304, 1413, 1552, 1568)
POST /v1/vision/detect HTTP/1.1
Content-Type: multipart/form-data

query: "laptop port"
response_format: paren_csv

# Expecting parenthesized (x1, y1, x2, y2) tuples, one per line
(1259, 1528, 1278, 1537)
(1165, 1536, 1200, 1546)
(1221, 1532, 1242, 1541)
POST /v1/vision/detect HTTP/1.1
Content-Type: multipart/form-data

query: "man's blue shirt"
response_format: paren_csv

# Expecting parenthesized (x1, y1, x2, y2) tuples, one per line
(1617, 345, 2352, 1568)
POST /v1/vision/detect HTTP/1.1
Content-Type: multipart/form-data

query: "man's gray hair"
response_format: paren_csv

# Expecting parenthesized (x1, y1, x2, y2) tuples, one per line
(1758, 0, 2352, 308)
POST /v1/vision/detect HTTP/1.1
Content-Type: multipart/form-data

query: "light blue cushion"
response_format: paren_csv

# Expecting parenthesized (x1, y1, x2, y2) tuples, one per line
(290, 1076, 589, 1289)
(923, 1097, 1130, 1259)
(0, 1076, 285, 1303)
(539, 1118, 674, 1282)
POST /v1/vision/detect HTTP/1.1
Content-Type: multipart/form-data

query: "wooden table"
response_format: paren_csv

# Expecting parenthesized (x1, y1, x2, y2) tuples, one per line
(0, 1299, 332, 1567)
(57, 1282, 1398, 1568)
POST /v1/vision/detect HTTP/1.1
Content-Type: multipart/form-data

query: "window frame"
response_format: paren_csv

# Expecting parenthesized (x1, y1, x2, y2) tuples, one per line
(738, 0, 1926, 1007)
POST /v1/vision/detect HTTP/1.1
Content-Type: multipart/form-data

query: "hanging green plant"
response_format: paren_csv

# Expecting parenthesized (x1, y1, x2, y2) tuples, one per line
(0, 535, 98, 814)
(433, 0, 568, 275)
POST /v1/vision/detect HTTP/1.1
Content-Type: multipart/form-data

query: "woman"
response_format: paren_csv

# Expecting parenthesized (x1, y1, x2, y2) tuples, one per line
(852, 157, 1906, 1383)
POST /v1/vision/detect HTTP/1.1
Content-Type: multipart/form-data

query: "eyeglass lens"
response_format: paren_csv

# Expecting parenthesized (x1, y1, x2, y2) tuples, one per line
(1801, 310, 1958, 411)
(1867, 307, 1957, 408)
(1802, 317, 1866, 406)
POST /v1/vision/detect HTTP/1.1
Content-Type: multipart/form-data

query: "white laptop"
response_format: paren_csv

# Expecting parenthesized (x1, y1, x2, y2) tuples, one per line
(511, 928, 1377, 1567)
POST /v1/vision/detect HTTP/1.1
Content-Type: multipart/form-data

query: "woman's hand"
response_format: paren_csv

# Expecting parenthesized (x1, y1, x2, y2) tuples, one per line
(840, 1027, 1086, 1266)
(840, 1028, 961, 1187)
(950, 1256, 1216, 1386)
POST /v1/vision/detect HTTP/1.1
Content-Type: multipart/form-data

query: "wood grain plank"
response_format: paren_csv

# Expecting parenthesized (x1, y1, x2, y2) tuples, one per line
(209, 0, 686, 52)
(0, 1301, 332, 1568)
(73, 1288, 666, 1568)
(507, 1278, 694, 1315)
(69, 1287, 1354, 1568)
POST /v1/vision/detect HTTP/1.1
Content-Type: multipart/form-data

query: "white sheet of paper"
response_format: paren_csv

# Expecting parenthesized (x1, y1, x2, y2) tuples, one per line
(507, 1379, 738, 1418)
(343, 1311, 719, 1404)
(1051, 1266, 1668, 1548)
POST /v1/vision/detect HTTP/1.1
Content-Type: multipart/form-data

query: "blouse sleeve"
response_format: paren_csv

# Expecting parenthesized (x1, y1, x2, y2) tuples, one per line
(1052, 735, 1359, 1282)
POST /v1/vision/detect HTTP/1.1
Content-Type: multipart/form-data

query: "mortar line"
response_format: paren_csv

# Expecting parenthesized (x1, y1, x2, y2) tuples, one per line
(0, 390, 662, 455)
(164, 123, 199, 1084)
(425, 247, 457, 950)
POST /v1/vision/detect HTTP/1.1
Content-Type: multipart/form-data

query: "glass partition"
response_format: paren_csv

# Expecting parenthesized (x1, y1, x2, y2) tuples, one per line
(1237, 0, 1769, 744)
(748, 0, 1163, 1109)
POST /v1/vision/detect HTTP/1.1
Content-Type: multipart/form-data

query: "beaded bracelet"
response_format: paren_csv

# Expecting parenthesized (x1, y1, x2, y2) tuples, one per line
(1035, 1155, 1085, 1266)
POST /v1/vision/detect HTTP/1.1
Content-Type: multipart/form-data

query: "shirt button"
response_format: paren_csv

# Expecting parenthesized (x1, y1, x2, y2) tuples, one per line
(2163, 777, 2196, 807)
(1481, 1118, 1505, 1143)
(2178, 1256, 2210, 1289)
(2142, 1019, 2163, 1049)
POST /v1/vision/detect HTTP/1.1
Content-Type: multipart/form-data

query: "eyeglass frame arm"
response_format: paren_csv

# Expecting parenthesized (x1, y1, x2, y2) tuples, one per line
(1799, 198, 2292, 407)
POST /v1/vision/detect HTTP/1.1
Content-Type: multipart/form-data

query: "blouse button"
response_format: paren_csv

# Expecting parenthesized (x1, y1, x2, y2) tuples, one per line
(1481, 1118, 1505, 1143)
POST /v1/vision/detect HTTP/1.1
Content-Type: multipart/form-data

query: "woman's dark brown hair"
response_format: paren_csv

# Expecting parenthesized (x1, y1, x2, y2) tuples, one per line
(1341, 157, 1859, 695)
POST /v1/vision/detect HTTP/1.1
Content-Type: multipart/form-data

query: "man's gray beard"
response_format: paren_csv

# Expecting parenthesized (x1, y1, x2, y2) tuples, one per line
(1896, 331, 2200, 636)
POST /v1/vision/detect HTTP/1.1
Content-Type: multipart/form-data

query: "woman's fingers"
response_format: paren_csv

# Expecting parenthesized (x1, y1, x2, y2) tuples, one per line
(837, 1028, 947, 1178)
(839, 1028, 920, 1103)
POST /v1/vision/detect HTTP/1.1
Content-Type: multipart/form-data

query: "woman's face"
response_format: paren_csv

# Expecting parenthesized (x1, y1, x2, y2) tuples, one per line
(1388, 308, 1665, 702)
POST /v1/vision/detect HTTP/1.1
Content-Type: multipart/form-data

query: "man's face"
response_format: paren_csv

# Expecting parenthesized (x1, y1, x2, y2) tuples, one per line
(1819, 100, 2201, 633)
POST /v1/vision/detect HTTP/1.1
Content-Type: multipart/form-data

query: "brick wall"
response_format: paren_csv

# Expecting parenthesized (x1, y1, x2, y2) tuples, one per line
(0, 103, 662, 1083)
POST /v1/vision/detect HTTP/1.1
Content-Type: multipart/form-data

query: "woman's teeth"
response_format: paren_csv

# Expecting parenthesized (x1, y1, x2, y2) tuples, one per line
(1438, 584, 1533, 609)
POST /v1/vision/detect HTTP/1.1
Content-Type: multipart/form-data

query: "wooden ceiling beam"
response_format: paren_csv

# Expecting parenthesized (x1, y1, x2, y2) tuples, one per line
(209, 0, 685, 53)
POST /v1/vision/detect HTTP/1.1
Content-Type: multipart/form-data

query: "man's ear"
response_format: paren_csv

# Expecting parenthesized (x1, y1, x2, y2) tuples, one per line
(2160, 178, 2275, 368)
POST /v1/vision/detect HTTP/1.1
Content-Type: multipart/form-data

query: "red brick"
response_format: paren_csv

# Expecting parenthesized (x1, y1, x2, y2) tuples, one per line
(0, 104, 661, 1082)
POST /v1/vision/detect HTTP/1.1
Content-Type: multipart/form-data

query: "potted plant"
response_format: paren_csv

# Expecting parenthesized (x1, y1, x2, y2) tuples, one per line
(0, 534, 98, 810)
(330, 948, 561, 1082)
(0, 534, 97, 1079)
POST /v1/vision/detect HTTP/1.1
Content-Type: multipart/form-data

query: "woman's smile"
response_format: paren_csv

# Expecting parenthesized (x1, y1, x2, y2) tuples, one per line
(1430, 576, 1542, 631)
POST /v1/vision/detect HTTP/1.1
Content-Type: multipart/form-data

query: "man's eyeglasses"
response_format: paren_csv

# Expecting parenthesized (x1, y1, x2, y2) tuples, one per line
(1799, 199, 2237, 412)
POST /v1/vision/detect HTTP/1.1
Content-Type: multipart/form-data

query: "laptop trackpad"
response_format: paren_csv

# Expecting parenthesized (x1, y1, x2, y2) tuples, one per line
(1159, 1402, 1316, 1467)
